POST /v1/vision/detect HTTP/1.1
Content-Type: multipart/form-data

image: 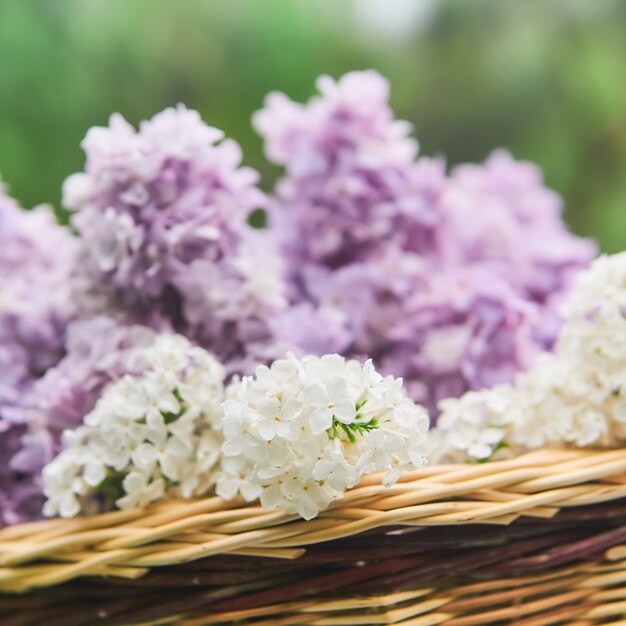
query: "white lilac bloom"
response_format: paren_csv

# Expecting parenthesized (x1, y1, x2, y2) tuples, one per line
(42, 334, 225, 517)
(64, 105, 288, 375)
(431, 253, 626, 463)
(216, 353, 430, 520)
(431, 386, 516, 463)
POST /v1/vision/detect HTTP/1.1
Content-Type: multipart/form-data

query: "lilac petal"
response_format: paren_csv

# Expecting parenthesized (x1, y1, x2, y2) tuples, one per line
(310, 408, 333, 435)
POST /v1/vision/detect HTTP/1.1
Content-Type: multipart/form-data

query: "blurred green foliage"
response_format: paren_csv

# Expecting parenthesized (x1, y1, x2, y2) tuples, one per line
(0, 0, 625, 250)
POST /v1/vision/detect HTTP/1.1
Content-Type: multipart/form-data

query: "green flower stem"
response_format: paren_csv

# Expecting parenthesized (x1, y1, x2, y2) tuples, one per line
(329, 416, 378, 442)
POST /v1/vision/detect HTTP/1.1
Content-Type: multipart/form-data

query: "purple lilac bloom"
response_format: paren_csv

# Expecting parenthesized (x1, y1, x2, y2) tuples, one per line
(0, 184, 78, 525)
(0, 185, 77, 390)
(440, 151, 596, 346)
(256, 71, 596, 417)
(64, 105, 287, 374)
(0, 420, 42, 527)
(254, 70, 440, 268)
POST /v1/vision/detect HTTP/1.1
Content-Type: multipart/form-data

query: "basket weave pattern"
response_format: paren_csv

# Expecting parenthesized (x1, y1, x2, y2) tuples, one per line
(3, 448, 626, 625)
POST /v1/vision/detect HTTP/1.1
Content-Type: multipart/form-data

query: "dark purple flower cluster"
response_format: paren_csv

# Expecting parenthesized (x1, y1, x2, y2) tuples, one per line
(255, 71, 596, 416)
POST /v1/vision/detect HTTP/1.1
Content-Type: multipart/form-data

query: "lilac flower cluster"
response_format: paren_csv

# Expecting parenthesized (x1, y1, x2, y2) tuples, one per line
(254, 71, 423, 267)
(64, 105, 287, 374)
(0, 185, 77, 525)
(440, 150, 595, 346)
(3, 316, 158, 525)
(0, 186, 77, 392)
(256, 71, 596, 417)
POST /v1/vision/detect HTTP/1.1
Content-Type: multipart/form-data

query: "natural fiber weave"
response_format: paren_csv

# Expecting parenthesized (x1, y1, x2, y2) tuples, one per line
(2, 448, 626, 594)
(164, 559, 626, 626)
(7, 554, 626, 625)
(4, 496, 626, 624)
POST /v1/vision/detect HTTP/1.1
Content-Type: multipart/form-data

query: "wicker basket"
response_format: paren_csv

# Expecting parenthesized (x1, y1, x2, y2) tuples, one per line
(3, 448, 626, 625)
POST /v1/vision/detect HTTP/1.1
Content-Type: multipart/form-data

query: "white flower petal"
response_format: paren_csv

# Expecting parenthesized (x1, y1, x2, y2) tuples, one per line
(302, 384, 328, 408)
(83, 461, 106, 488)
(333, 400, 356, 424)
(132, 443, 159, 470)
(310, 407, 333, 435)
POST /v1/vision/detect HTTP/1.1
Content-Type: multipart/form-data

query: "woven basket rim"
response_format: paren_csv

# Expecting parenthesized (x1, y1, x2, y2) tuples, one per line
(2, 447, 626, 592)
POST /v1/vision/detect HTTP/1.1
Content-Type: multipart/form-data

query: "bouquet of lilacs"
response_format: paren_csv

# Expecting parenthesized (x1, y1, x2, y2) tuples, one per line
(0, 70, 604, 525)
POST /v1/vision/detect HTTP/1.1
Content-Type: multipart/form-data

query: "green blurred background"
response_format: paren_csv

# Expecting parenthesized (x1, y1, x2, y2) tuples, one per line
(1, 0, 625, 250)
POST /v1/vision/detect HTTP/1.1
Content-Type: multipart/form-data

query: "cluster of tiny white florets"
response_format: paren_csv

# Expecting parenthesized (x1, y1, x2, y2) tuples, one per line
(42, 335, 225, 517)
(216, 354, 430, 519)
(432, 253, 626, 463)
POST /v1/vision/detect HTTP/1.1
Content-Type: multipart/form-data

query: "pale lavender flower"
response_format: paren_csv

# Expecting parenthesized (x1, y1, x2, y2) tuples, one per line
(0, 185, 77, 390)
(373, 263, 540, 412)
(0, 184, 78, 525)
(64, 105, 287, 373)
(254, 70, 437, 267)
(273, 253, 539, 415)
(440, 150, 596, 346)
(257, 71, 596, 418)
